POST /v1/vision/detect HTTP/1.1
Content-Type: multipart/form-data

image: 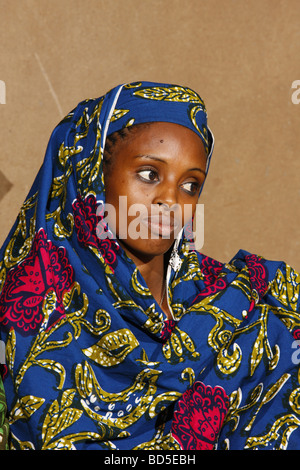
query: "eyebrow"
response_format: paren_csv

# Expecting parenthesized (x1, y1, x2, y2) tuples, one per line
(134, 154, 207, 176)
(134, 154, 167, 163)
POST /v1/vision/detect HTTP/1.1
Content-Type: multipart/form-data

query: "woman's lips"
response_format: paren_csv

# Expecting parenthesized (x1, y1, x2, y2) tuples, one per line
(141, 214, 178, 238)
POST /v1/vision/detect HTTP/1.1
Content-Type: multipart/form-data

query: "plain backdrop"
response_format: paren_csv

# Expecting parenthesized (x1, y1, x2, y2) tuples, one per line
(0, 0, 300, 270)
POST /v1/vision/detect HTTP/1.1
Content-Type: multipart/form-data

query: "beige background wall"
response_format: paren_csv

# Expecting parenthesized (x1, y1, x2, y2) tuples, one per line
(1, 0, 300, 270)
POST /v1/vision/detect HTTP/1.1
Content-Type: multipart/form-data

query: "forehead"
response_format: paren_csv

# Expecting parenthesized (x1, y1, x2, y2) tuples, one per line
(110, 122, 207, 167)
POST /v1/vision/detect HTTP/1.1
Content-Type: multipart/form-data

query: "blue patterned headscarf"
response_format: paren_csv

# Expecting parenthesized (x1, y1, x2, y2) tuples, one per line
(104, 82, 213, 158)
(1, 81, 300, 451)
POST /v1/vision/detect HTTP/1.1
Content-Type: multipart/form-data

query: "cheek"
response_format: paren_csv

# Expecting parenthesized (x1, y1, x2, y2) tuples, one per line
(176, 199, 198, 227)
(105, 185, 149, 238)
(104, 171, 128, 205)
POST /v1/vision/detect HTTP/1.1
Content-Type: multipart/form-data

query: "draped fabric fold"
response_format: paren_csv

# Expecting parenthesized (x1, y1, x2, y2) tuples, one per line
(0, 81, 300, 450)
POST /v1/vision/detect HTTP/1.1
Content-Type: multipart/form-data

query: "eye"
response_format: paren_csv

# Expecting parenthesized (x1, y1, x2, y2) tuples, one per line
(137, 169, 159, 182)
(181, 181, 201, 196)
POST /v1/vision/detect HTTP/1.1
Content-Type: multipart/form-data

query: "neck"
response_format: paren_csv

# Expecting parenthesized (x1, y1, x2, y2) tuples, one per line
(137, 255, 165, 293)
(138, 256, 172, 320)
(118, 242, 173, 319)
(124, 246, 165, 292)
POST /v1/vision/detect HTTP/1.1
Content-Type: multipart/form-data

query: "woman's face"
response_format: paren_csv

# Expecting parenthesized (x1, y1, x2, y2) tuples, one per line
(103, 122, 207, 263)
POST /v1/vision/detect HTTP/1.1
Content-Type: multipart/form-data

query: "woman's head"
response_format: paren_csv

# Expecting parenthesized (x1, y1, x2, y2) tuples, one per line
(103, 121, 207, 263)
(100, 82, 213, 264)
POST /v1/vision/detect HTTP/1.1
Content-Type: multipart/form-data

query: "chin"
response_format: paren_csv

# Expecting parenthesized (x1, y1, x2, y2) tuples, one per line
(119, 238, 175, 262)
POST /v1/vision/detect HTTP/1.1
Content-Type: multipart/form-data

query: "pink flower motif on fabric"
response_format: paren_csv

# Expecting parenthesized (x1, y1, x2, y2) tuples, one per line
(0, 229, 74, 336)
(72, 194, 119, 272)
(160, 319, 177, 342)
(201, 256, 224, 286)
(293, 329, 300, 340)
(192, 256, 227, 304)
(171, 381, 229, 450)
(245, 254, 268, 312)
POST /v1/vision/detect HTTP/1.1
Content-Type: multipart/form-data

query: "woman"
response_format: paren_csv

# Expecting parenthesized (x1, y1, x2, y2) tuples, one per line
(0, 81, 300, 450)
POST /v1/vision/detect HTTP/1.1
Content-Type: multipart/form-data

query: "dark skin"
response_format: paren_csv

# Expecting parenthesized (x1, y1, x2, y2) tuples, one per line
(103, 122, 207, 319)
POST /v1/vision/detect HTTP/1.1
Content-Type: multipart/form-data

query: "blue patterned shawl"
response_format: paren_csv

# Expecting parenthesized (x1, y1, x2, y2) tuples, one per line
(1, 81, 300, 450)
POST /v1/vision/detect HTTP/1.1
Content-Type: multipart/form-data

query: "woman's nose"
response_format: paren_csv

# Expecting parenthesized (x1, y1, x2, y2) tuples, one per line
(152, 183, 178, 207)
